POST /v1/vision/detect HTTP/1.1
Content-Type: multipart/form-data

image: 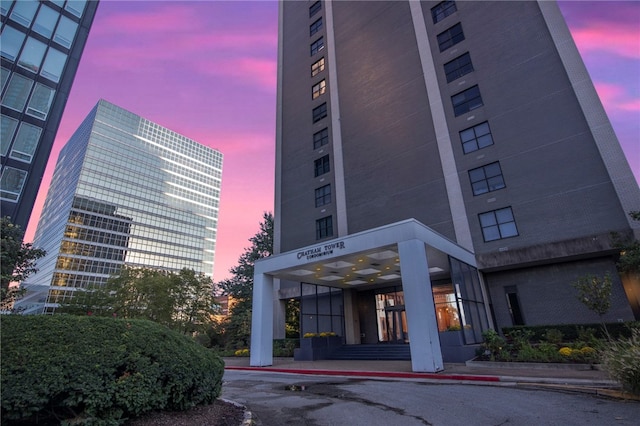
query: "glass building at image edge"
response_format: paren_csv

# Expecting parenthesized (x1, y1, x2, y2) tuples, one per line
(1, 0, 99, 230)
(18, 100, 223, 314)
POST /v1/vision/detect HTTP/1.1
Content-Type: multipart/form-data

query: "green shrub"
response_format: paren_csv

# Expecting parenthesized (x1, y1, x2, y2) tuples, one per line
(536, 342, 565, 363)
(504, 328, 534, 350)
(481, 329, 510, 361)
(1, 315, 224, 425)
(600, 329, 640, 395)
(273, 338, 298, 357)
(503, 322, 639, 342)
(544, 329, 563, 345)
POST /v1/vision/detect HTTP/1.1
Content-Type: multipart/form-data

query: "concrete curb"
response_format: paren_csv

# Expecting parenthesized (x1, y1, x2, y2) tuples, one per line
(226, 365, 499, 382)
(224, 366, 625, 394)
(465, 360, 602, 371)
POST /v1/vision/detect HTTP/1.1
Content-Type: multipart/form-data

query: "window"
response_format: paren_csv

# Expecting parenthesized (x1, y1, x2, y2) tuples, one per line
(309, 1, 321, 18)
(1, 115, 20, 156)
(65, 0, 87, 18)
(10, 122, 41, 162)
(479, 207, 518, 242)
(0, 26, 26, 61)
(18, 37, 47, 73)
(315, 184, 331, 207)
(437, 23, 465, 52)
(460, 122, 493, 153)
(1, 67, 10, 91)
(314, 155, 330, 177)
(313, 128, 329, 149)
(40, 47, 67, 83)
(444, 52, 473, 83)
(312, 102, 327, 122)
(311, 57, 325, 77)
(9, 0, 38, 27)
(312, 79, 326, 99)
(26, 83, 55, 120)
(310, 17, 323, 36)
(2, 73, 34, 112)
(316, 216, 333, 240)
(32, 5, 59, 38)
(310, 37, 324, 56)
(452, 85, 483, 116)
(469, 162, 505, 195)
(431, 1, 457, 24)
(1, 0, 13, 16)
(53, 15, 78, 49)
(0, 167, 28, 201)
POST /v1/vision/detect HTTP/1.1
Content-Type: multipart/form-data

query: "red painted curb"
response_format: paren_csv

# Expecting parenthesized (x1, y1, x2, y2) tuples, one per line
(224, 366, 501, 382)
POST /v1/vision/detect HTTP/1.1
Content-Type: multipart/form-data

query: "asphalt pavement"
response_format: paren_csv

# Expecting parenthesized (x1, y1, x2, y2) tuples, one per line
(221, 360, 640, 426)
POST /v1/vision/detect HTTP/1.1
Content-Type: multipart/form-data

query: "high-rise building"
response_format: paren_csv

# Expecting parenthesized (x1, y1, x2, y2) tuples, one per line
(250, 0, 640, 372)
(18, 99, 223, 314)
(1, 0, 99, 231)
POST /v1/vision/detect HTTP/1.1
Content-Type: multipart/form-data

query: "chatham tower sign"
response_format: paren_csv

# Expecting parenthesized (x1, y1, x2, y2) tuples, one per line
(297, 241, 346, 261)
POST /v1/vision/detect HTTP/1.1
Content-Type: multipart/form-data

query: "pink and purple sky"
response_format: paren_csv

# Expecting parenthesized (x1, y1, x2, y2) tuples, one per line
(24, 1, 640, 283)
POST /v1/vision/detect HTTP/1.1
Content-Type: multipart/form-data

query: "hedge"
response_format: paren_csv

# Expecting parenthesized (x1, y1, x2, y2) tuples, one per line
(1, 315, 224, 425)
(502, 321, 640, 342)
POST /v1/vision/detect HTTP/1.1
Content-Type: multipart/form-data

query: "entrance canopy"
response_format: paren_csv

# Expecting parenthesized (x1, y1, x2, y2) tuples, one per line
(256, 218, 477, 287)
(251, 219, 481, 373)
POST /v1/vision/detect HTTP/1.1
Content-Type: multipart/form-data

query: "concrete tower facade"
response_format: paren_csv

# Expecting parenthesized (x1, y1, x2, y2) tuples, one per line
(249, 0, 639, 371)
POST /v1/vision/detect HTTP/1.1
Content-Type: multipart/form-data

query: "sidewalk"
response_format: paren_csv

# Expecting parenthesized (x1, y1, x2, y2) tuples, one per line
(223, 357, 627, 395)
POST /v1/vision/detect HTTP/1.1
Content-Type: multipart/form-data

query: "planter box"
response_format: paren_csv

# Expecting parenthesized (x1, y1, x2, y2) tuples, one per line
(439, 330, 465, 347)
(438, 331, 479, 363)
(294, 336, 342, 361)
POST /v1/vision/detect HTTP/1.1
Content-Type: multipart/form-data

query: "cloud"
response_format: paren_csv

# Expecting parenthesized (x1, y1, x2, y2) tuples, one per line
(594, 82, 640, 113)
(84, 2, 278, 89)
(91, 4, 203, 35)
(196, 132, 275, 156)
(193, 56, 277, 91)
(571, 24, 640, 59)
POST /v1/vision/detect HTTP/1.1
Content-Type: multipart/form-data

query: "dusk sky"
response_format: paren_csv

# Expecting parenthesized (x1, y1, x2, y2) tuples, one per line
(24, 1, 640, 283)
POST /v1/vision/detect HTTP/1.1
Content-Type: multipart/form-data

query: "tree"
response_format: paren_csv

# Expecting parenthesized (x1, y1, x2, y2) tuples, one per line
(571, 273, 612, 340)
(1, 217, 46, 307)
(172, 268, 219, 335)
(58, 266, 218, 336)
(216, 212, 273, 349)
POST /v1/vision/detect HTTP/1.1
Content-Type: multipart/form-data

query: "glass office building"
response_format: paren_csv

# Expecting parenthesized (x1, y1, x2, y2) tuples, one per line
(18, 100, 223, 314)
(1, 0, 99, 230)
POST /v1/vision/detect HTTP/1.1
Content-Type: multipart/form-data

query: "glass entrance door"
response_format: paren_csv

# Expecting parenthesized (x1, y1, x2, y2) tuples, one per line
(376, 290, 409, 343)
(385, 307, 408, 343)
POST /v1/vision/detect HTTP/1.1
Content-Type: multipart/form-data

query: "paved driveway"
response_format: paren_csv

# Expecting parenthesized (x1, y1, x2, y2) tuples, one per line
(222, 370, 640, 426)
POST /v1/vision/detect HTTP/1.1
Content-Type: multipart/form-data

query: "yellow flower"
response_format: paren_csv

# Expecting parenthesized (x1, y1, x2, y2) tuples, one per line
(581, 346, 595, 354)
(559, 347, 572, 356)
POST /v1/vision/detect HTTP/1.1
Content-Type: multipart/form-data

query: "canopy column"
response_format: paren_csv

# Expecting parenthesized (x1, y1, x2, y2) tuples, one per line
(250, 273, 274, 366)
(398, 239, 444, 372)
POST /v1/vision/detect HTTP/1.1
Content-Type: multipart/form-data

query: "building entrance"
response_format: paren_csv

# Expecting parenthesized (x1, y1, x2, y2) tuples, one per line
(383, 306, 408, 343)
(376, 290, 408, 343)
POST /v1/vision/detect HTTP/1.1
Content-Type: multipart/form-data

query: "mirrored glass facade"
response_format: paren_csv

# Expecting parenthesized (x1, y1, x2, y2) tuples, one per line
(19, 100, 223, 314)
(1, 0, 99, 230)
